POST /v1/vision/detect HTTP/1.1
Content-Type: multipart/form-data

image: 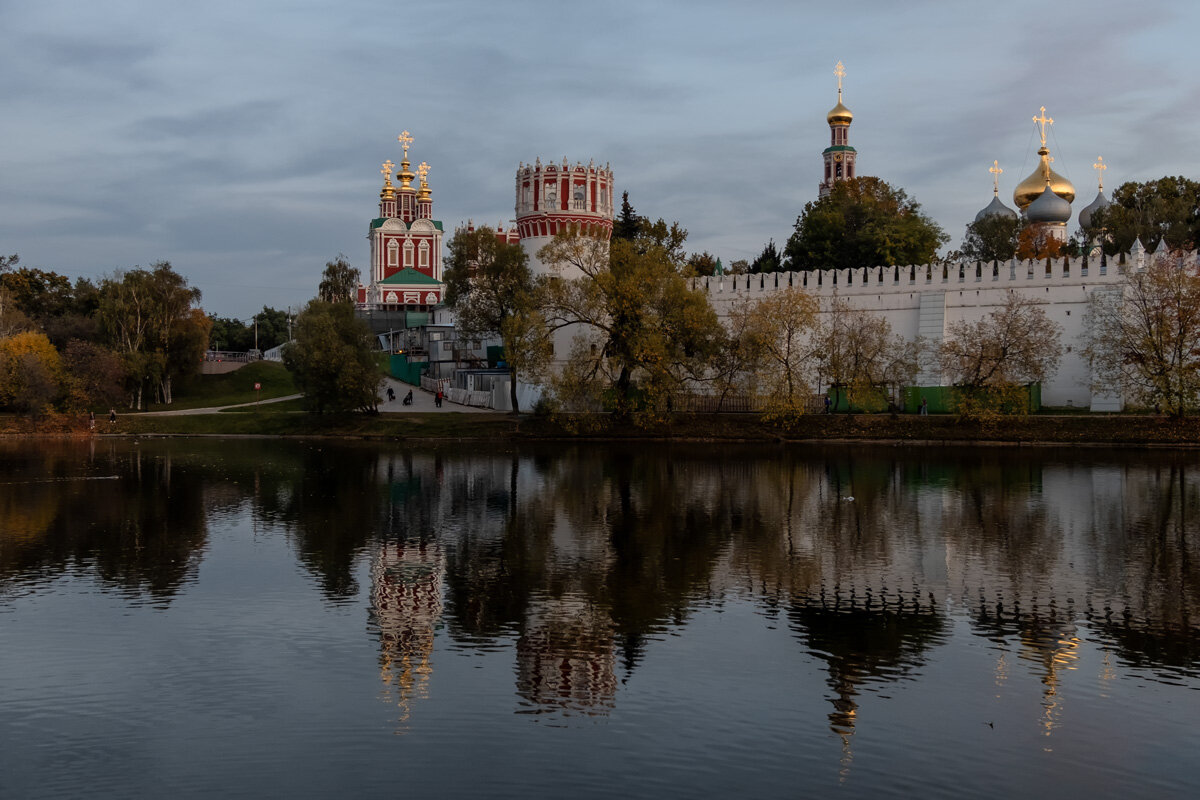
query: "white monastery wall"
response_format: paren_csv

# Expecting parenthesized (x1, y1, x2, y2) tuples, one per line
(695, 250, 1154, 409)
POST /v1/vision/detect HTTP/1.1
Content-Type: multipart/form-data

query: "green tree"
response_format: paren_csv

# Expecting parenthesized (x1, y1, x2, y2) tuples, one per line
(0, 267, 75, 320)
(98, 262, 206, 408)
(939, 293, 1062, 417)
(443, 226, 550, 413)
(613, 191, 641, 241)
(1084, 250, 1200, 416)
(1088, 177, 1200, 255)
(784, 177, 948, 270)
(538, 222, 723, 417)
(209, 316, 253, 351)
(686, 251, 719, 277)
(318, 255, 359, 304)
(283, 300, 381, 413)
(750, 239, 783, 274)
(961, 214, 1021, 262)
(255, 306, 291, 351)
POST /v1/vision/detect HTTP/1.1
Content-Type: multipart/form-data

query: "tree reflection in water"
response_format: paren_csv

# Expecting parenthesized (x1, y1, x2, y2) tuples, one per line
(1, 439, 1198, 730)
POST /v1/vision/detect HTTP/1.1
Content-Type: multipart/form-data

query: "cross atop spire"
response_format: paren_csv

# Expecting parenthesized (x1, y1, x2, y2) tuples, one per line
(1032, 106, 1053, 148)
(1093, 156, 1107, 190)
(397, 130, 414, 160)
(834, 61, 846, 99)
(381, 160, 394, 185)
(989, 160, 1003, 195)
(418, 162, 429, 185)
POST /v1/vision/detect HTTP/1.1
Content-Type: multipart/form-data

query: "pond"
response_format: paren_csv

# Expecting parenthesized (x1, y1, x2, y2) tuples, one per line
(1, 438, 1197, 798)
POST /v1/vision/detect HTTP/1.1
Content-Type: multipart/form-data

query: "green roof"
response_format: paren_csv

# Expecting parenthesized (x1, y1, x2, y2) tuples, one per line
(379, 268, 441, 286)
(822, 145, 857, 154)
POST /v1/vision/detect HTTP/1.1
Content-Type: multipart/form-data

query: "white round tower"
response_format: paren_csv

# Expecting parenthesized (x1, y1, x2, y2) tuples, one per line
(515, 157, 614, 276)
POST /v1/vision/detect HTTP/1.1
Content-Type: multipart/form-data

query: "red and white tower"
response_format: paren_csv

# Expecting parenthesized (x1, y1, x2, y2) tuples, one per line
(358, 130, 445, 310)
(819, 61, 857, 198)
(515, 157, 614, 276)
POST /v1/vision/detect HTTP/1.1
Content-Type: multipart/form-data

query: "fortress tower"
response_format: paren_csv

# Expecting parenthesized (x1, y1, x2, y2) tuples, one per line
(515, 157, 614, 276)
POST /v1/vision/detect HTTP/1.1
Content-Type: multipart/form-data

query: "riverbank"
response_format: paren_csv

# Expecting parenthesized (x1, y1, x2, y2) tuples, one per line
(4, 409, 1200, 445)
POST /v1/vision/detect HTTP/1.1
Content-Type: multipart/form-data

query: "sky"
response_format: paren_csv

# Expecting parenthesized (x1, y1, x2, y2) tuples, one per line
(3, 0, 1198, 319)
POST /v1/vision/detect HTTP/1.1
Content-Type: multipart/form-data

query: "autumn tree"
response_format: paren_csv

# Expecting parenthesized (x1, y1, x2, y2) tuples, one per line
(61, 340, 128, 410)
(318, 255, 359, 304)
(939, 293, 1062, 416)
(283, 300, 381, 413)
(961, 214, 1021, 262)
(443, 226, 550, 413)
(1084, 250, 1200, 416)
(0, 331, 64, 416)
(817, 298, 919, 411)
(739, 286, 821, 413)
(686, 251, 719, 277)
(538, 221, 722, 416)
(1087, 176, 1200, 255)
(785, 177, 948, 270)
(1015, 225, 1070, 261)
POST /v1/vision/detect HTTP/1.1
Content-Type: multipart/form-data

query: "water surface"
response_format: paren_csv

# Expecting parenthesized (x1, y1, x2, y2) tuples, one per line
(1, 439, 1197, 798)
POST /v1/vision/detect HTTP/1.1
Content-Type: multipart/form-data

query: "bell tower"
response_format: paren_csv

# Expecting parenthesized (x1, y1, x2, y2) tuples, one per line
(819, 61, 856, 198)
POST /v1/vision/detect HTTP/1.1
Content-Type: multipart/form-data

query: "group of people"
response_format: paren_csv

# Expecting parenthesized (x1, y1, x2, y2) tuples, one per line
(384, 386, 443, 408)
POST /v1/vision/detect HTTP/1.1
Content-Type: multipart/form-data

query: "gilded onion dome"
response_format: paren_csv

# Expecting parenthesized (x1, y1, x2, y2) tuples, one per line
(827, 100, 853, 126)
(1026, 183, 1072, 224)
(1014, 146, 1075, 209)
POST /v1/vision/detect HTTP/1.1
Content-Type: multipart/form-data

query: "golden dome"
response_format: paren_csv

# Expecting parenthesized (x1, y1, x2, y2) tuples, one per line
(1014, 147, 1075, 210)
(827, 100, 853, 126)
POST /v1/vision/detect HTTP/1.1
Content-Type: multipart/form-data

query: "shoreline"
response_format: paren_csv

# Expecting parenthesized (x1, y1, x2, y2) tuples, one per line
(3, 411, 1200, 448)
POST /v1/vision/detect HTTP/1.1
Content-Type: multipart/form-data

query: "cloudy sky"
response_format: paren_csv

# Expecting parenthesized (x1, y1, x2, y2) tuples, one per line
(3, 0, 1198, 318)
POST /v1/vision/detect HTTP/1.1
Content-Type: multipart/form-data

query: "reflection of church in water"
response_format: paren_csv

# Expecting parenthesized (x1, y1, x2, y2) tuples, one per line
(370, 538, 445, 725)
(516, 596, 617, 716)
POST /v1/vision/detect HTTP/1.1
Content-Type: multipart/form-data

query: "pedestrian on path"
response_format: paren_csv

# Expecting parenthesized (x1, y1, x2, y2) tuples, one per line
(435, 390, 443, 408)
(108, 408, 117, 425)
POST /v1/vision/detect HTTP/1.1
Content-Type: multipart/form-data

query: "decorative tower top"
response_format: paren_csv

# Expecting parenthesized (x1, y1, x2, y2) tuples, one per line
(975, 160, 1018, 222)
(417, 162, 431, 202)
(1013, 106, 1075, 210)
(1079, 156, 1111, 230)
(1093, 155, 1107, 191)
(819, 61, 856, 198)
(397, 130, 416, 193)
(380, 159, 395, 199)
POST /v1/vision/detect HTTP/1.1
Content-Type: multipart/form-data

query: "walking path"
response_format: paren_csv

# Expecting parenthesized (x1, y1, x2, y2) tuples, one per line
(138, 378, 494, 415)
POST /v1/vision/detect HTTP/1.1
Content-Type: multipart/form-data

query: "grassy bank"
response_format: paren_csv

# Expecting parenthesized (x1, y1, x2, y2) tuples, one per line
(7, 408, 1200, 445)
(144, 362, 296, 411)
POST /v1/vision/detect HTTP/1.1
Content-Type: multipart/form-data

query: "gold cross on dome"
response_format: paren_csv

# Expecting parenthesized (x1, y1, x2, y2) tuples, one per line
(1093, 156, 1107, 190)
(834, 61, 846, 96)
(397, 130, 414, 158)
(381, 160, 394, 183)
(1032, 107, 1053, 148)
(418, 162, 429, 184)
(989, 160, 1003, 194)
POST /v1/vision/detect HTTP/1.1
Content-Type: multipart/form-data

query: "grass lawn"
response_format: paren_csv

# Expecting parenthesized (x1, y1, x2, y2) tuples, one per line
(142, 362, 297, 411)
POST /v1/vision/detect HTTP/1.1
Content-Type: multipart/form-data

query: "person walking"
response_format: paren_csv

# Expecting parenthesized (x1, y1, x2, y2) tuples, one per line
(88, 411, 95, 431)
(920, 397, 928, 416)
(824, 394, 832, 414)
(108, 408, 117, 425)
(435, 390, 443, 408)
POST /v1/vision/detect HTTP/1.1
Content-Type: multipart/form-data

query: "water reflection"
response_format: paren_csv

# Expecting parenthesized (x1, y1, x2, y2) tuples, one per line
(2, 439, 1198, 709)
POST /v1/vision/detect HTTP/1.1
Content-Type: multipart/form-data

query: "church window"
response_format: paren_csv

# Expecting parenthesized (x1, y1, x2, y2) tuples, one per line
(387, 240, 398, 267)
(573, 187, 586, 210)
(404, 241, 414, 267)
(419, 241, 429, 268)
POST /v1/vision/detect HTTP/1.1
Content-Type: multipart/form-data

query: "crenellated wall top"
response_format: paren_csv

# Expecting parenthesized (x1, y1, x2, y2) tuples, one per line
(692, 248, 1199, 298)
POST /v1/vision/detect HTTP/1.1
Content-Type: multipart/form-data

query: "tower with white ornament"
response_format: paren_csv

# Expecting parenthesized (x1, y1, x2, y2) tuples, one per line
(515, 157, 614, 277)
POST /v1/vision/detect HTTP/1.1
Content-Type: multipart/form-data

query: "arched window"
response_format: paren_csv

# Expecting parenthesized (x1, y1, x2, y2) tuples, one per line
(387, 240, 399, 267)
(404, 241, 414, 268)
(573, 187, 585, 210)
(418, 241, 429, 268)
